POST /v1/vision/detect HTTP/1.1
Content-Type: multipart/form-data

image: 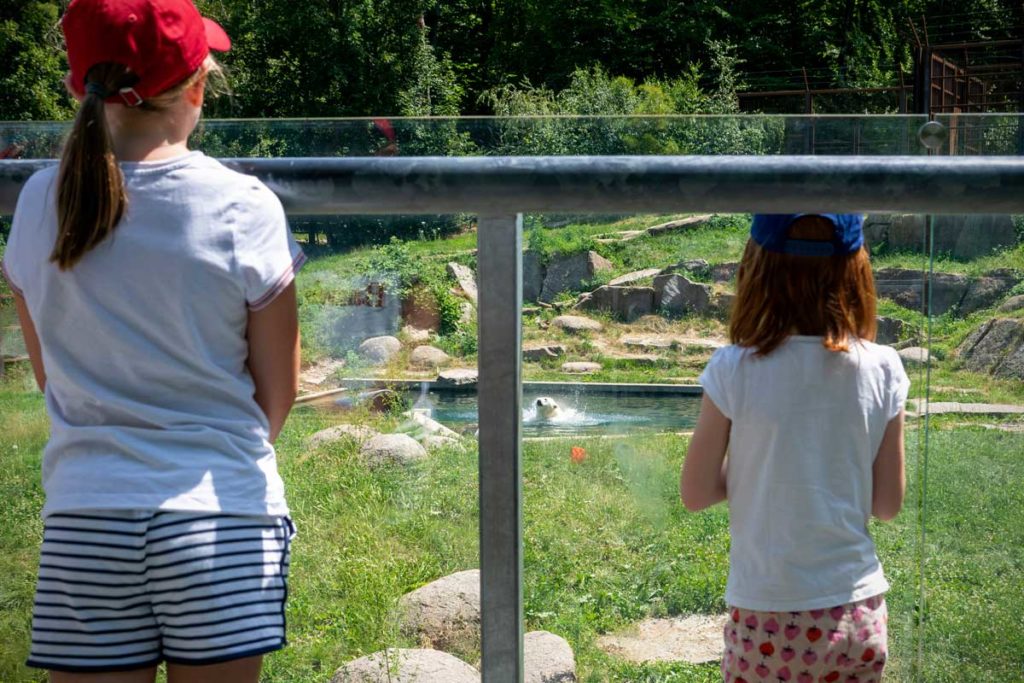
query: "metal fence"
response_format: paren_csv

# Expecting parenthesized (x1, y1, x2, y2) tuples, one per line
(3, 142, 1024, 682)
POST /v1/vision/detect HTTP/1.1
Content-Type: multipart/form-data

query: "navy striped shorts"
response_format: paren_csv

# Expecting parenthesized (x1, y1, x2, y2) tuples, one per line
(28, 510, 295, 673)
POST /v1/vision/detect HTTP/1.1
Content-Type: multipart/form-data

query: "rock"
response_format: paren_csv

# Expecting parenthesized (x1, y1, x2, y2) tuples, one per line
(999, 294, 1024, 312)
(447, 262, 478, 305)
(523, 345, 567, 361)
(523, 251, 545, 302)
(596, 614, 728, 664)
(331, 649, 479, 683)
(524, 631, 576, 683)
(359, 336, 402, 365)
(402, 326, 432, 344)
(436, 368, 479, 389)
(960, 272, 1021, 315)
(875, 316, 905, 345)
(958, 318, 1024, 380)
(653, 274, 713, 316)
(608, 268, 662, 286)
(561, 362, 601, 373)
(659, 258, 712, 279)
(398, 569, 480, 657)
(874, 268, 969, 315)
(307, 424, 380, 448)
(459, 302, 476, 325)
(575, 286, 655, 322)
(410, 345, 450, 368)
(551, 315, 603, 333)
(539, 251, 614, 302)
(359, 434, 428, 467)
(645, 214, 711, 236)
(710, 262, 739, 283)
(407, 410, 460, 439)
(300, 358, 346, 386)
(866, 214, 1018, 259)
(898, 346, 931, 365)
(422, 435, 464, 451)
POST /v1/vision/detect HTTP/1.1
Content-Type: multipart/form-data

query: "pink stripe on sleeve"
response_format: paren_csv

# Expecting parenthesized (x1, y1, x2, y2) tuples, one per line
(248, 251, 307, 312)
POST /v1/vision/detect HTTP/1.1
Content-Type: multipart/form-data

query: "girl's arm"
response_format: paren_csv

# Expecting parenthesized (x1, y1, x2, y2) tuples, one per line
(680, 394, 731, 511)
(872, 410, 906, 521)
(246, 282, 300, 443)
(12, 292, 46, 392)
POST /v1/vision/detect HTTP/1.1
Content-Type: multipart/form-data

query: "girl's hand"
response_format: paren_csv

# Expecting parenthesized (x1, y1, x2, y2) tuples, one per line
(680, 394, 731, 511)
(246, 282, 300, 443)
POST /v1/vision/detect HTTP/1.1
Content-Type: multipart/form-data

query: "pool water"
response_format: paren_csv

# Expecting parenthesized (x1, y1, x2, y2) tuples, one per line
(409, 389, 703, 437)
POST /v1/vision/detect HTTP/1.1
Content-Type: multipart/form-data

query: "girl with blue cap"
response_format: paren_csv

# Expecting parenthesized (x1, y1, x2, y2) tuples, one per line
(681, 214, 909, 682)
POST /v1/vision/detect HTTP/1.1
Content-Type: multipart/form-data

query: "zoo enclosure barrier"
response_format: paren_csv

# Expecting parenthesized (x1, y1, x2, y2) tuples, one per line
(2, 123, 1024, 682)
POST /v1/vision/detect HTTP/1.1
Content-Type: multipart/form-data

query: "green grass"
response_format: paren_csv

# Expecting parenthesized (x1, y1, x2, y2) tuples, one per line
(1, 359, 1022, 681)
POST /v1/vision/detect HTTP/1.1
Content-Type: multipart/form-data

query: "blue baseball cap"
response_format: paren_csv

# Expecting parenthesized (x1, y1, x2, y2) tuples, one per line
(750, 214, 864, 256)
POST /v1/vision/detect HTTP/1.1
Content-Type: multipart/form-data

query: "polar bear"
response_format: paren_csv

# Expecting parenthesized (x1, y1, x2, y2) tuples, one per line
(534, 396, 563, 420)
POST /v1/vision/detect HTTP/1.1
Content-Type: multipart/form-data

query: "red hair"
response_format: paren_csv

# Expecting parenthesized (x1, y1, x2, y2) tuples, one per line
(729, 216, 877, 356)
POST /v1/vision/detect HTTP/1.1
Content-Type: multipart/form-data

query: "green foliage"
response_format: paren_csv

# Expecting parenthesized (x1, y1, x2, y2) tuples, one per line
(0, 2, 74, 121)
(366, 237, 463, 335)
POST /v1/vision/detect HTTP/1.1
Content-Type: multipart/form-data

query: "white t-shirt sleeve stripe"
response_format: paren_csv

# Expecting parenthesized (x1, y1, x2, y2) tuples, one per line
(248, 249, 306, 312)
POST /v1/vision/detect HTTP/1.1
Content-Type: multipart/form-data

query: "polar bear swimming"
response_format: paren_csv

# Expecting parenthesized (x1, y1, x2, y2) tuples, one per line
(534, 396, 563, 420)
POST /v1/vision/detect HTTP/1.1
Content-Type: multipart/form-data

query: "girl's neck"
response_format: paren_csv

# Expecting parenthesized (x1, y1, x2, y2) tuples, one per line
(112, 135, 191, 163)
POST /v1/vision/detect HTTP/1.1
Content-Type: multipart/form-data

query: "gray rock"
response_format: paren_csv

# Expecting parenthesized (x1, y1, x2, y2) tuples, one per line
(862, 214, 890, 247)
(436, 368, 479, 388)
(410, 345, 450, 368)
(960, 273, 1021, 315)
(459, 302, 476, 325)
(876, 316, 905, 345)
(999, 294, 1024, 313)
(398, 570, 480, 657)
(561, 362, 601, 373)
(958, 318, 1024, 380)
(359, 336, 402, 365)
(874, 268, 969, 315)
(653, 274, 713, 316)
(402, 326, 432, 344)
(331, 649, 479, 683)
(447, 262, 478, 305)
(406, 410, 461, 439)
(551, 315, 603, 333)
(307, 424, 380, 448)
(359, 434, 428, 467)
(867, 214, 1018, 259)
(523, 345, 567, 361)
(523, 250, 545, 302)
(422, 434, 465, 451)
(898, 346, 931, 365)
(576, 285, 655, 322)
(524, 631, 576, 683)
(710, 262, 739, 283)
(608, 268, 662, 286)
(540, 251, 613, 302)
(645, 214, 711, 236)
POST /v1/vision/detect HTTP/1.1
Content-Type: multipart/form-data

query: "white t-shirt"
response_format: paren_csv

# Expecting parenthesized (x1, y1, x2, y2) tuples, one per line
(1, 152, 305, 518)
(699, 336, 910, 611)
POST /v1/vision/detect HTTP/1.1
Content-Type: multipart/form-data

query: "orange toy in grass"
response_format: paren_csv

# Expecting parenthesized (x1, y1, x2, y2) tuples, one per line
(570, 446, 587, 463)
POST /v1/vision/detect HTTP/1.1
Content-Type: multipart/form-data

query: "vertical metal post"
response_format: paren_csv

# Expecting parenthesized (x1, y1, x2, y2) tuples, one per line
(477, 213, 523, 683)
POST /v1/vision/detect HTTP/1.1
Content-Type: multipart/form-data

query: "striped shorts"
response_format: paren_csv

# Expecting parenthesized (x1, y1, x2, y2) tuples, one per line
(28, 510, 295, 673)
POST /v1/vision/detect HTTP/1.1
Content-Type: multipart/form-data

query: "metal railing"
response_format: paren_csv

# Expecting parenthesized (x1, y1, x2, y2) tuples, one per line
(3, 149, 1024, 682)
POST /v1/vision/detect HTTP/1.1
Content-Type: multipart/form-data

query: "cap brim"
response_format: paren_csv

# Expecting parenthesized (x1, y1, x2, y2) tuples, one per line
(203, 17, 231, 52)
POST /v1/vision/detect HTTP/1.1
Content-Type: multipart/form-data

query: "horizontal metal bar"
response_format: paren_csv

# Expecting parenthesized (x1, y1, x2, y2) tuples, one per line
(4, 155, 1024, 215)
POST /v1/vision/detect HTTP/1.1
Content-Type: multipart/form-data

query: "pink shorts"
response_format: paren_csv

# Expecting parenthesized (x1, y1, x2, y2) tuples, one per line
(721, 596, 887, 683)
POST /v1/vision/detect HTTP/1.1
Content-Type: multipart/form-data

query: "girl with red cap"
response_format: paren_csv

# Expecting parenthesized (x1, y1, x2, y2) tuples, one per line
(681, 214, 909, 682)
(2, 1, 305, 680)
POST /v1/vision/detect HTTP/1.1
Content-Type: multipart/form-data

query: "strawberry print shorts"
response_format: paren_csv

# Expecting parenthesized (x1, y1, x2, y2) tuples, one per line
(721, 595, 888, 683)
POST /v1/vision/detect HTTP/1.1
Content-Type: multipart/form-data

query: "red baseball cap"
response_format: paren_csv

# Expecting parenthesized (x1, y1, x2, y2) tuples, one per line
(63, 0, 231, 105)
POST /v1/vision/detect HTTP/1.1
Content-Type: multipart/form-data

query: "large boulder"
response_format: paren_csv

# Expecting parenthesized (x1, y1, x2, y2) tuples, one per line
(523, 250, 545, 302)
(645, 214, 711, 236)
(410, 345, 450, 368)
(608, 268, 662, 286)
(539, 251, 613, 302)
(447, 262, 478, 305)
(653, 274, 713, 316)
(398, 569, 480, 658)
(957, 318, 1024, 380)
(523, 345, 566, 361)
(359, 336, 402, 365)
(865, 214, 1018, 259)
(575, 285, 655, 322)
(436, 368, 479, 389)
(960, 270, 1021, 315)
(659, 259, 711, 279)
(875, 316, 905, 345)
(999, 294, 1024, 313)
(307, 424, 380, 449)
(359, 434, 428, 467)
(874, 268, 968, 315)
(331, 649, 479, 683)
(524, 631, 577, 683)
